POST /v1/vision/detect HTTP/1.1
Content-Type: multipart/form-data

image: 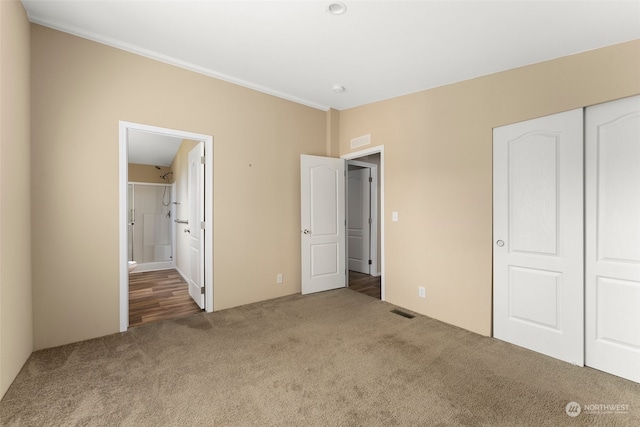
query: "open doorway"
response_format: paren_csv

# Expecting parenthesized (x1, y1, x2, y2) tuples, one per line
(343, 146, 384, 301)
(118, 121, 213, 332)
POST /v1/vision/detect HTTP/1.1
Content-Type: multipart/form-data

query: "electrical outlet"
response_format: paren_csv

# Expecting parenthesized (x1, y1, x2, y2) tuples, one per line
(419, 286, 426, 298)
(277, 274, 283, 284)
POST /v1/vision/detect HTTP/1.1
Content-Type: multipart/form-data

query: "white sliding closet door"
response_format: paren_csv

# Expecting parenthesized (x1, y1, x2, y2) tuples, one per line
(493, 109, 584, 365)
(585, 95, 640, 383)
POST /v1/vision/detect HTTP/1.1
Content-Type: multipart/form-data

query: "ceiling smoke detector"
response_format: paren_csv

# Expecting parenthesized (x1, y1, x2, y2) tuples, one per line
(332, 84, 346, 93)
(327, 2, 347, 15)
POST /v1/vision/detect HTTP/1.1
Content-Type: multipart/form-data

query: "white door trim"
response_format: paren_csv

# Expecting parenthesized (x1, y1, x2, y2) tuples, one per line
(342, 145, 385, 300)
(118, 121, 214, 332)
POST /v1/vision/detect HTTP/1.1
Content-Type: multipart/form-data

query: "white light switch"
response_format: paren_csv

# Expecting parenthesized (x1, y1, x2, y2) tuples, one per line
(392, 212, 399, 222)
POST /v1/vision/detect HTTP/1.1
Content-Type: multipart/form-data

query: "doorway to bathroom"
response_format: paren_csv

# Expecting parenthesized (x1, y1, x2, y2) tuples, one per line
(118, 121, 214, 332)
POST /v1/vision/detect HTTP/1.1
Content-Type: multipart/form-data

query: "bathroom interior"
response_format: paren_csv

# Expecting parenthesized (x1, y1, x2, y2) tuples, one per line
(126, 129, 203, 326)
(127, 169, 175, 273)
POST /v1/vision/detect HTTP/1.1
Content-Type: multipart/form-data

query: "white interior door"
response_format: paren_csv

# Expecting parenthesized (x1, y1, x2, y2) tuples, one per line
(348, 167, 371, 274)
(586, 95, 640, 383)
(493, 108, 584, 365)
(188, 142, 205, 308)
(301, 154, 346, 294)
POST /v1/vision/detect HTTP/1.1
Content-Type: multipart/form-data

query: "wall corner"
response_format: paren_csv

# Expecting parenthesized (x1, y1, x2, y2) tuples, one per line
(325, 108, 340, 157)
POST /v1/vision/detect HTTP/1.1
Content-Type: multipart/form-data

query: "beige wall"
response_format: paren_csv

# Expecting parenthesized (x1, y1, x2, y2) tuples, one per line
(0, 1, 33, 398)
(23, 18, 640, 354)
(171, 139, 199, 276)
(326, 108, 340, 157)
(339, 40, 640, 336)
(128, 163, 170, 184)
(31, 25, 327, 350)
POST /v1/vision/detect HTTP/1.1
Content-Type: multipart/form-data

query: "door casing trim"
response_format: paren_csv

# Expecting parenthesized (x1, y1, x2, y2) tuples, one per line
(341, 145, 385, 300)
(118, 121, 213, 332)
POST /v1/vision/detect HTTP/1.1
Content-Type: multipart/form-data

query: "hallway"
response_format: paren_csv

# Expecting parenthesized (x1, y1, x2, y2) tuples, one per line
(348, 271, 381, 299)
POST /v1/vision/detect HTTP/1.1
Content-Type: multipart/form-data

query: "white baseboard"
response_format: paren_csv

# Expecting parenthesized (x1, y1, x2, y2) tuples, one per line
(175, 266, 190, 283)
(129, 261, 176, 273)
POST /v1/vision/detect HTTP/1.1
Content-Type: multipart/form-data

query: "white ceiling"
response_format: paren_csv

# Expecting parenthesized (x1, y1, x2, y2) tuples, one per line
(22, 1, 640, 111)
(127, 130, 183, 167)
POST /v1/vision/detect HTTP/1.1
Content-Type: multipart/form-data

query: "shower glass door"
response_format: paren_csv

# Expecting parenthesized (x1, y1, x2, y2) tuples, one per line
(128, 183, 175, 270)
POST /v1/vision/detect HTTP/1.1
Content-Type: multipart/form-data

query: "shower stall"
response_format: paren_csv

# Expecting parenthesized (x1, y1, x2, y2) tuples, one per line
(128, 182, 175, 272)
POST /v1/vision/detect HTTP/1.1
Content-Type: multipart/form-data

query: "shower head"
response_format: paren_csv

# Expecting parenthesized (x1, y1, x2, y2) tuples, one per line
(154, 166, 173, 180)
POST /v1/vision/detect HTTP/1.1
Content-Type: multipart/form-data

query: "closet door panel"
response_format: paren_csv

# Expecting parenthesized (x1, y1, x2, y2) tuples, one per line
(493, 108, 584, 365)
(586, 94, 640, 383)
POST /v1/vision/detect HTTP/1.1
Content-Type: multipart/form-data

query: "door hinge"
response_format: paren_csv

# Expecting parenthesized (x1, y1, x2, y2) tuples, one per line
(200, 156, 206, 164)
(200, 286, 205, 295)
(369, 176, 373, 183)
(200, 221, 206, 229)
(368, 217, 372, 225)
(368, 260, 372, 265)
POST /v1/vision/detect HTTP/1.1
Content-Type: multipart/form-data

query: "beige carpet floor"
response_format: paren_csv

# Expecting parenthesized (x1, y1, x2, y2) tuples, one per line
(1, 289, 639, 426)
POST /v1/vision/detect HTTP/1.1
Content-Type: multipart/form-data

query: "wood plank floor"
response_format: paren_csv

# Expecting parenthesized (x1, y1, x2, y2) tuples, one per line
(129, 269, 202, 328)
(348, 270, 381, 299)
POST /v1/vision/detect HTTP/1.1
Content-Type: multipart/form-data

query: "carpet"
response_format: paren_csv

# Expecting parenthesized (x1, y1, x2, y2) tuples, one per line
(1, 289, 638, 426)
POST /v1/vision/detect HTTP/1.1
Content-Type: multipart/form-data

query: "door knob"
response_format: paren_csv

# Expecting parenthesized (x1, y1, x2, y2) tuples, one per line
(302, 229, 311, 235)
(496, 240, 504, 247)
